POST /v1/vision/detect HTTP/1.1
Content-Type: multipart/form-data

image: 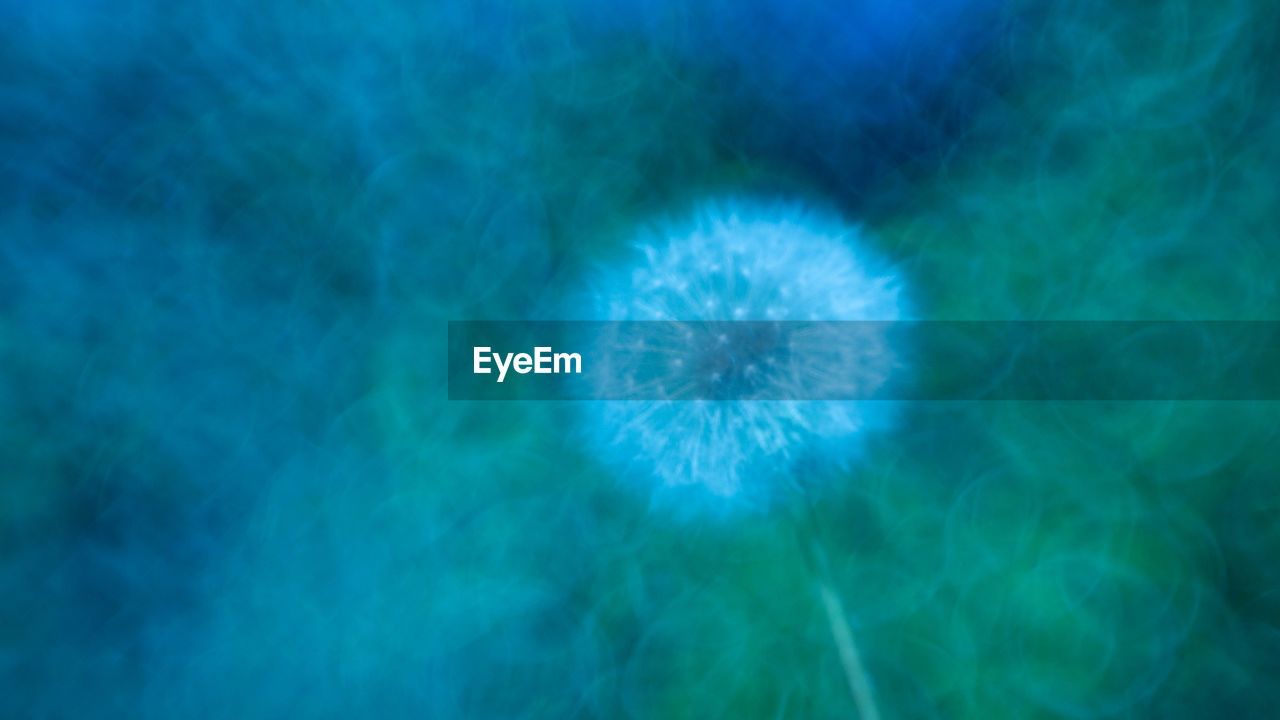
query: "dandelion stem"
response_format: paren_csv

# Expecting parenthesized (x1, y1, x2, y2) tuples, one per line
(791, 494, 882, 720)
(818, 577, 882, 720)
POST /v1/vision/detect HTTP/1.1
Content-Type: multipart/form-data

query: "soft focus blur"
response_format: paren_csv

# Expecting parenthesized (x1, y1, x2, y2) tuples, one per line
(3, 0, 1279, 718)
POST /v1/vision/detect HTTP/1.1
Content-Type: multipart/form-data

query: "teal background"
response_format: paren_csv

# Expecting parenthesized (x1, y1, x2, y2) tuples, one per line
(3, 0, 1280, 717)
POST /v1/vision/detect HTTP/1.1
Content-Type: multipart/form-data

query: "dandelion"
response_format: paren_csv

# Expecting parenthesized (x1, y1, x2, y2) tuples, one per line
(582, 198, 903, 504)
(581, 197, 906, 720)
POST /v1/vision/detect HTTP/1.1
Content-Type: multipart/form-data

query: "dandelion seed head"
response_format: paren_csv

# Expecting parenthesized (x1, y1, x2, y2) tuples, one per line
(582, 199, 906, 511)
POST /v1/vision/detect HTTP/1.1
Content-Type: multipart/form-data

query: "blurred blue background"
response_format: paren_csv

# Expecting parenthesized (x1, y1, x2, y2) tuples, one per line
(3, 0, 1280, 717)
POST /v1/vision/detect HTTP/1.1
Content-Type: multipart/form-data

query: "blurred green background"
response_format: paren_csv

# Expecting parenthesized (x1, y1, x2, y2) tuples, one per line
(2, 0, 1279, 717)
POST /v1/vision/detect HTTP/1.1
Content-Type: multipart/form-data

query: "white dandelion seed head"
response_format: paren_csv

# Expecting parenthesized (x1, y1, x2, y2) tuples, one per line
(582, 198, 905, 510)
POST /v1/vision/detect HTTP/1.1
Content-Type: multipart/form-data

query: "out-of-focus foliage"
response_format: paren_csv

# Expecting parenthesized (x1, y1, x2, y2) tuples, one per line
(2, 0, 1279, 717)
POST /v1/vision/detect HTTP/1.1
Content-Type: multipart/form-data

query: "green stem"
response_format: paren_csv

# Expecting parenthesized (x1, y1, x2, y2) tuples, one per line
(791, 494, 882, 720)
